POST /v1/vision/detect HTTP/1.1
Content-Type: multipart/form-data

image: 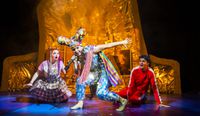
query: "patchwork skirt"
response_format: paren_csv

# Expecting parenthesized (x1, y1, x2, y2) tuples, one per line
(30, 76, 72, 102)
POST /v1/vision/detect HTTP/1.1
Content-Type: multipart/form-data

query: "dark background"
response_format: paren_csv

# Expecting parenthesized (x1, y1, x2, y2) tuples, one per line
(0, 0, 199, 94)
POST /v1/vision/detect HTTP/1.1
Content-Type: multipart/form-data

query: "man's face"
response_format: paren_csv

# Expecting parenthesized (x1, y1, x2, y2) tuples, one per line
(139, 58, 149, 70)
(52, 50, 60, 61)
(74, 46, 83, 56)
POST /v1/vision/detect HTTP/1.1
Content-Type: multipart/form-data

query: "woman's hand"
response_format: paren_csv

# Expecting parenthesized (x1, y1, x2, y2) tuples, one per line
(24, 83, 33, 87)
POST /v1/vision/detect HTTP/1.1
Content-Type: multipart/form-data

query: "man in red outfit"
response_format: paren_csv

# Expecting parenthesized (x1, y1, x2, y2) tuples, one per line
(117, 55, 169, 109)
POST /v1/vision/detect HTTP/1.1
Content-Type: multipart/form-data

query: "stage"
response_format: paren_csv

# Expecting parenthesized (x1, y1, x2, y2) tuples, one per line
(0, 93, 200, 116)
(0, 92, 199, 116)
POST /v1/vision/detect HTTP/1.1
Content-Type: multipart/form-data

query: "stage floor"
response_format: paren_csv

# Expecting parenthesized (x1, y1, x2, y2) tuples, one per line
(0, 92, 200, 116)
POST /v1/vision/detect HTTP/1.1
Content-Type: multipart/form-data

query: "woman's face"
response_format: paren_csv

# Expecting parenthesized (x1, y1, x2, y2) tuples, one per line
(52, 49, 60, 61)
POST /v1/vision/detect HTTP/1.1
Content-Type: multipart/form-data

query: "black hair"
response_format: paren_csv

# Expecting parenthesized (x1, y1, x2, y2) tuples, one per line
(139, 55, 151, 64)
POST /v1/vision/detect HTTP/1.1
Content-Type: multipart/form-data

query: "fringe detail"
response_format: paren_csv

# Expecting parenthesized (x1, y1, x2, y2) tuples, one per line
(79, 50, 93, 84)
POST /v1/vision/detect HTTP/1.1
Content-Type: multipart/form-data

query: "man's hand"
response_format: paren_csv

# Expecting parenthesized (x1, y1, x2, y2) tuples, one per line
(122, 38, 132, 48)
(155, 104, 170, 110)
(160, 104, 170, 107)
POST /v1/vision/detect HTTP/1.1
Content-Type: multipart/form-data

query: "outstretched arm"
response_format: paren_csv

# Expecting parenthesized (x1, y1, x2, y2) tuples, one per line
(149, 69, 170, 110)
(93, 38, 131, 53)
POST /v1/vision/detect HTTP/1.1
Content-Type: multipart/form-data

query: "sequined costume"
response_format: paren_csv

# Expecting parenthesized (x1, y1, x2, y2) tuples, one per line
(76, 46, 121, 102)
(58, 28, 129, 111)
(30, 60, 72, 102)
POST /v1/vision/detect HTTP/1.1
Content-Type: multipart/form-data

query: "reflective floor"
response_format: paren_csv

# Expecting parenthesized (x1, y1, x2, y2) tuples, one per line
(0, 92, 200, 116)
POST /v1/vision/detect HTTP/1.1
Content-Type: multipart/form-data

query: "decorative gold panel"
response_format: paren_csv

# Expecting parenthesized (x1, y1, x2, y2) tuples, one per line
(152, 63, 175, 94)
(8, 61, 37, 92)
(1, 53, 37, 92)
(150, 55, 181, 95)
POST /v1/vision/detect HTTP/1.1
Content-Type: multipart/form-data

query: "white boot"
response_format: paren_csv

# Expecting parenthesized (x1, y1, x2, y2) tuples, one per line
(116, 97, 128, 111)
(70, 101, 83, 110)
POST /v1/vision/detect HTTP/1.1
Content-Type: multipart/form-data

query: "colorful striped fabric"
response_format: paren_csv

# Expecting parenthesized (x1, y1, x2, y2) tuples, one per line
(99, 52, 121, 87)
(79, 50, 93, 84)
(78, 46, 94, 84)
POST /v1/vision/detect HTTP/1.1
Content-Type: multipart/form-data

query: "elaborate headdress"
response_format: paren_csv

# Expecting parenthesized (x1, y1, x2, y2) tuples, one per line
(57, 27, 86, 51)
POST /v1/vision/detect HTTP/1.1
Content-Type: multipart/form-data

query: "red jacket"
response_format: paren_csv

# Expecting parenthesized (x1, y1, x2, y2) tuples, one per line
(127, 66, 162, 104)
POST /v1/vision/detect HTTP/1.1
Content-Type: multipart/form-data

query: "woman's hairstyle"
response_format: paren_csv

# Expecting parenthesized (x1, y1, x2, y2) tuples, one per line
(45, 47, 60, 60)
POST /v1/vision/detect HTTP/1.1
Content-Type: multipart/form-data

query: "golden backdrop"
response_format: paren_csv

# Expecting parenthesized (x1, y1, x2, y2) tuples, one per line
(1, 0, 181, 95)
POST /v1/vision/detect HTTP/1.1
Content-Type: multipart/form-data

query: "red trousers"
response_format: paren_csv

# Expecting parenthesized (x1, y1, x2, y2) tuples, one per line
(117, 87, 145, 104)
